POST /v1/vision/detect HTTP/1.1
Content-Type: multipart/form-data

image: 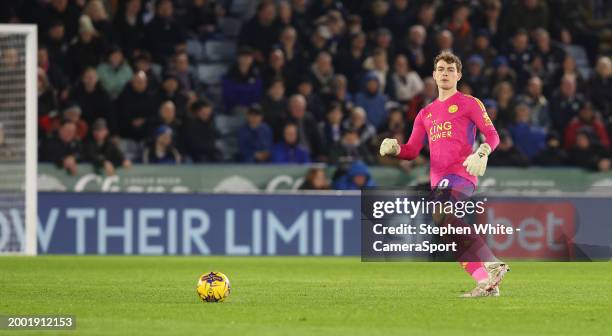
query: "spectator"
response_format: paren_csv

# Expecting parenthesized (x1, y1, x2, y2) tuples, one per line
(70, 67, 115, 131)
(363, 49, 390, 93)
(505, 29, 532, 86)
(588, 56, 612, 120)
(156, 72, 188, 121)
(505, 0, 549, 35)
(296, 77, 324, 122)
(113, 0, 145, 57)
(41, 0, 81, 41)
(567, 130, 610, 171)
(277, 26, 305, 91)
(144, 0, 186, 63)
(38, 69, 58, 137)
(83, 0, 113, 40)
(172, 51, 201, 98)
(83, 119, 131, 175)
(549, 74, 585, 133)
(262, 49, 289, 89)
(553, 55, 586, 93)
(182, 99, 221, 162)
(42, 20, 70, 69)
(534, 132, 568, 166)
(222, 47, 263, 113)
(329, 129, 375, 165)
(318, 102, 344, 152)
(446, 3, 472, 57)
(0, 123, 15, 161)
(564, 102, 610, 150)
(51, 103, 89, 140)
(384, 0, 415, 42)
(309, 51, 335, 96)
(532, 29, 565, 89)
(299, 167, 330, 190)
(332, 160, 376, 190)
(463, 54, 489, 98)
(342, 106, 377, 146)
(468, 29, 497, 67)
(491, 81, 515, 126)
(388, 54, 424, 103)
(261, 78, 287, 140)
(142, 125, 182, 164)
(488, 130, 529, 167)
(401, 25, 428, 77)
(37, 45, 69, 100)
(96, 46, 133, 100)
(507, 102, 546, 159)
(148, 101, 181, 143)
(323, 74, 353, 116)
(133, 51, 160, 95)
(238, 1, 281, 60)
(517, 76, 550, 129)
(66, 15, 106, 80)
(238, 104, 273, 163)
(271, 123, 311, 163)
(116, 71, 156, 141)
(487, 56, 517, 88)
(406, 77, 436, 123)
(378, 106, 407, 141)
(40, 121, 82, 175)
(285, 94, 322, 160)
(184, 0, 220, 39)
(355, 73, 389, 129)
(335, 32, 367, 93)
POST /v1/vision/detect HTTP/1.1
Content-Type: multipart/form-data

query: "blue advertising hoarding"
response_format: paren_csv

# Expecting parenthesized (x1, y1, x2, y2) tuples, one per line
(36, 192, 360, 255)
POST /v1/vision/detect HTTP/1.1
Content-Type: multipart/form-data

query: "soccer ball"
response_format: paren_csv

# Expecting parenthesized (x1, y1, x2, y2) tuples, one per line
(197, 272, 231, 302)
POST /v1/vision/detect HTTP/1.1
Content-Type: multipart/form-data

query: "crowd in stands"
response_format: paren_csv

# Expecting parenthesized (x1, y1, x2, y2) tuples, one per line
(1, 0, 612, 189)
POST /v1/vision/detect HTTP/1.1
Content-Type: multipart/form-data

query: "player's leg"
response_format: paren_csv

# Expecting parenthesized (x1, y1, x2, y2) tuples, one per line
(432, 175, 509, 297)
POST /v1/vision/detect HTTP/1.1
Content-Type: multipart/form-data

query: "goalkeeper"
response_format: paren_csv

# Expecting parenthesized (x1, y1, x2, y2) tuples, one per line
(379, 52, 509, 298)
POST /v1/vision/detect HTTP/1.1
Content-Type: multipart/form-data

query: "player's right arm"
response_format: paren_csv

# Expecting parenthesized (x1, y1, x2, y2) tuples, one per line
(379, 110, 427, 160)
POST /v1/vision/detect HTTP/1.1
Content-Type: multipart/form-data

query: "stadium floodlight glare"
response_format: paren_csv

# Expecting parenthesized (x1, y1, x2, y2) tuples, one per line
(0, 24, 37, 255)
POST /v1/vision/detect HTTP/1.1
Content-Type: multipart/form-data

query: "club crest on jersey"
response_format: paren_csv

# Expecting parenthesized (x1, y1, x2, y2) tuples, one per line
(448, 104, 458, 113)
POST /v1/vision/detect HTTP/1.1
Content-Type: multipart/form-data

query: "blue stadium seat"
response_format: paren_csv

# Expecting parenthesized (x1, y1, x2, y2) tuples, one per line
(204, 40, 237, 62)
(186, 38, 205, 61)
(219, 17, 242, 38)
(197, 63, 229, 85)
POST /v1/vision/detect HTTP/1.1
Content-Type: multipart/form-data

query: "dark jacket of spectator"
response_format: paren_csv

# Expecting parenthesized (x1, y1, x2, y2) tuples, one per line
(83, 137, 125, 169)
(116, 82, 156, 141)
(222, 64, 263, 113)
(71, 82, 115, 130)
(182, 118, 221, 162)
(238, 123, 273, 163)
(40, 132, 82, 166)
(144, 9, 186, 63)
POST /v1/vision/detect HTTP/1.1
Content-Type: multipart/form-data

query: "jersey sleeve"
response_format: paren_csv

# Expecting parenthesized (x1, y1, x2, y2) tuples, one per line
(397, 110, 427, 160)
(468, 96, 499, 151)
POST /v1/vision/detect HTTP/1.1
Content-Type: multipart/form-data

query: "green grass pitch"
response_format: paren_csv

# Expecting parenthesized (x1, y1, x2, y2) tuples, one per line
(1, 257, 611, 335)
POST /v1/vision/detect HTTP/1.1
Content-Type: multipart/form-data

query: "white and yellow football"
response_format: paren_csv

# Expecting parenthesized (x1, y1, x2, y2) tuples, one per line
(196, 272, 231, 302)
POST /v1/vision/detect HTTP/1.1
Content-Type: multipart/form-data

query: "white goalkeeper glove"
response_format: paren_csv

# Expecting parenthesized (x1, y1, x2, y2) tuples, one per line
(379, 138, 400, 156)
(462, 143, 491, 177)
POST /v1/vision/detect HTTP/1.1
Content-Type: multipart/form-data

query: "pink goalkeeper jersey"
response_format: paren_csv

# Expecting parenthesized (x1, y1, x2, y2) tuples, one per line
(398, 91, 500, 189)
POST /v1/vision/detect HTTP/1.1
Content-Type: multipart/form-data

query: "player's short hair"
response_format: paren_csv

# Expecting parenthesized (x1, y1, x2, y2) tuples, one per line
(433, 52, 462, 73)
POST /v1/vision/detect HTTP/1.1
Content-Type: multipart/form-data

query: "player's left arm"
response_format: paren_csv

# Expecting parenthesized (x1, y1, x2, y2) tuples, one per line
(462, 96, 500, 176)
